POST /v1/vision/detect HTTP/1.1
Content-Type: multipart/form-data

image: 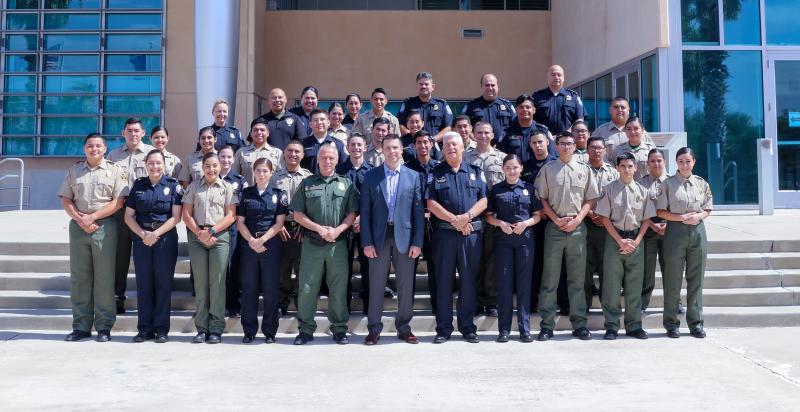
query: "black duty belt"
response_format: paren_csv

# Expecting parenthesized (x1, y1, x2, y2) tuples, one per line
(438, 220, 483, 232)
(140, 221, 164, 230)
(286, 221, 299, 229)
(616, 229, 638, 239)
(254, 230, 268, 238)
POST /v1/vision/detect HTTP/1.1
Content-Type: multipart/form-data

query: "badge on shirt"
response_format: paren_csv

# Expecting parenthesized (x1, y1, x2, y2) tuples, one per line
(470, 173, 476, 181)
(163, 187, 170, 196)
(280, 193, 289, 206)
(285, 118, 294, 125)
(176, 186, 184, 195)
(433, 104, 439, 111)
(338, 182, 345, 191)
(232, 182, 239, 190)
(229, 132, 235, 139)
(427, 174, 434, 184)
(566, 95, 572, 101)
(106, 170, 111, 177)
(272, 194, 278, 204)
(500, 105, 506, 111)
(523, 189, 529, 196)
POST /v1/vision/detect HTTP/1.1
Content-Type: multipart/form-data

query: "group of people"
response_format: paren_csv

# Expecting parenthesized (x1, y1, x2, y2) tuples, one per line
(57, 65, 713, 345)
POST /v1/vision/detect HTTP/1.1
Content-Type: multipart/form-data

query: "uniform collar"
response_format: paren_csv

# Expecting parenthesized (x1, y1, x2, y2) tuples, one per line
(201, 177, 225, 188)
(502, 179, 525, 190)
(85, 159, 110, 170)
(591, 162, 614, 172)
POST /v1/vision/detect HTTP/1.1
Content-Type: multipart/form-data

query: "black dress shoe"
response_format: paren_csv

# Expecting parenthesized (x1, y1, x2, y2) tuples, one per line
(690, 327, 706, 339)
(592, 285, 600, 296)
(537, 329, 554, 341)
(678, 303, 686, 314)
(242, 334, 255, 344)
(96, 330, 111, 342)
(463, 332, 479, 343)
(294, 333, 314, 345)
(192, 332, 207, 343)
(154, 333, 168, 343)
(572, 327, 592, 340)
(558, 308, 570, 316)
(265, 335, 276, 344)
(666, 329, 681, 339)
(384, 286, 395, 298)
(116, 298, 126, 315)
(279, 307, 289, 317)
(206, 333, 222, 344)
(132, 332, 154, 343)
(485, 306, 499, 317)
(626, 329, 649, 339)
(496, 333, 509, 343)
(604, 330, 618, 340)
(432, 335, 450, 344)
(365, 332, 380, 346)
(520, 334, 534, 343)
(333, 332, 349, 345)
(64, 330, 91, 341)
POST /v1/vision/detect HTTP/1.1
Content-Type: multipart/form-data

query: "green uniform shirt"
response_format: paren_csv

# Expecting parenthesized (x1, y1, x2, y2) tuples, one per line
(656, 174, 713, 214)
(290, 174, 359, 227)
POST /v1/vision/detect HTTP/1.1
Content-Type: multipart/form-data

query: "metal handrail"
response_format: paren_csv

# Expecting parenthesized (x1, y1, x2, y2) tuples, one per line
(0, 158, 25, 211)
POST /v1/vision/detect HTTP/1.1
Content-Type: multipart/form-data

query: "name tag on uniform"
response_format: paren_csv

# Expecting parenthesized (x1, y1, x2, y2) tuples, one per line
(436, 177, 446, 183)
(163, 187, 170, 196)
(499, 105, 506, 111)
(565, 95, 572, 101)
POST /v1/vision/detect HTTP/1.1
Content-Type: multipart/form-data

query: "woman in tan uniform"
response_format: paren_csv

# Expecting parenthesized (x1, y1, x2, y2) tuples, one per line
(637, 148, 668, 313)
(178, 126, 216, 188)
(656, 147, 713, 339)
(149, 126, 182, 179)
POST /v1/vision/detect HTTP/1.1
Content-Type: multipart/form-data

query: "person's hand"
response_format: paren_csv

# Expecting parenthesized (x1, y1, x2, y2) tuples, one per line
(364, 245, 378, 259)
(590, 213, 604, 226)
(654, 222, 666, 236)
(202, 235, 217, 248)
(408, 246, 422, 259)
(560, 218, 579, 233)
(618, 238, 635, 254)
(197, 229, 211, 243)
(451, 213, 470, 231)
(684, 213, 702, 225)
(459, 222, 474, 236)
(554, 216, 571, 230)
(318, 226, 333, 242)
(248, 236, 266, 253)
(143, 231, 159, 247)
(279, 227, 291, 241)
(498, 221, 514, 235)
(353, 216, 361, 233)
(511, 222, 527, 235)
(82, 223, 99, 234)
(294, 229, 303, 242)
(78, 213, 96, 229)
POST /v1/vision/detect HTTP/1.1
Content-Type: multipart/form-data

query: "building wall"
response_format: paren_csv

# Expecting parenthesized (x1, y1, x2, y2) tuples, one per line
(550, 0, 669, 83)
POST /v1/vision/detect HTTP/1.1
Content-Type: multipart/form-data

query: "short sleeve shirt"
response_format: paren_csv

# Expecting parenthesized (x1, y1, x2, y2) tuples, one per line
(163, 150, 183, 179)
(595, 179, 656, 231)
(107, 143, 155, 182)
(269, 167, 312, 220)
(532, 87, 584, 134)
(182, 177, 237, 226)
(425, 161, 487, 219)
(464, 147, 506, 190)
(351, 110, 400, 145)
(125, 176, 183, 225)
(656, 174, 713, 214)
(611, 141, 656, 180)
(534, 157, 600, 217)
(290, 174, 359, 228)
(397, 96, 454, 135)
(487, 180, 542, 224)
(237, 186, 289, 234)
(233, 144, 284, 186)
(178, 151, 208, 184)
(57, 159, 128, 214)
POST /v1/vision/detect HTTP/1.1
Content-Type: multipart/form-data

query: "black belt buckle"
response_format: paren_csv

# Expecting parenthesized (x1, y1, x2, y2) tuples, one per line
(617, 229, 638, 239)
(387, 221, 394, 227)
(141, 221, 163, 230)
(254, 231, 267, 238)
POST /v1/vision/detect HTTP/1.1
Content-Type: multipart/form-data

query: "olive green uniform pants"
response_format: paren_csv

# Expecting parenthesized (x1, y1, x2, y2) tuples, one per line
(187, 231, 230, 334)
(68, 218, 118, 332)
(601, 233, 644, 332)
(538, 221, 588, 331)
(662, 221, 707, 331)
(641, 229, 665, 310)
(296, 239, 349, 336)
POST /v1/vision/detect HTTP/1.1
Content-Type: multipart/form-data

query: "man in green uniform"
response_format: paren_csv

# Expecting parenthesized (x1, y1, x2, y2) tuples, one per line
(58, 133, 128, 342)
(291, 143, 359, 345)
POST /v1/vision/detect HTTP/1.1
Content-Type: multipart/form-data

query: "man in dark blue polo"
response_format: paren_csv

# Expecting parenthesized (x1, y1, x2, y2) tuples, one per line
(300, 109, 347, 172)
(532, 65, 584, 134)
(427, 131, 488, 344)
(462, 74, 516, 142)
(259, 88, 306, 150)
(398, 72, 454, 144)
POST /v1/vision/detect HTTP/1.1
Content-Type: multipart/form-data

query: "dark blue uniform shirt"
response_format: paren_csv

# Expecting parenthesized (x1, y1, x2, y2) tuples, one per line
(532, 87, 584, 134)
(406, 158, 440, 202)
(521, 153, 558, 184)
(335, 157, 374, 194)
(401, 133, 443, 164)
(425, 161, 487, 223)
(289, 107, 313, 136)
(487, 180, 542, 224)
(258, 110, 306, 150)
(195, 124, 246, 153)
(462, 96, 516, 142)
(301, 134, 347, 173)
(398, 96, 454, 135)
(342, 115, 356, 129)
(237, 186, 288, 234)
(499, 120, 554, 163)
(221, 172, 246, 203)
(125, 176, 182, 225)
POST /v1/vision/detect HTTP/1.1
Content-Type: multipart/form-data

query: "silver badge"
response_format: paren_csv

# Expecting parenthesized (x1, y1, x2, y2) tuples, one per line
(338, 182, 345, 191)
(232, 182, 239, 190)
(229, 132, 235, 139)
(163, 187, 170, 196)
(286, 118, 294, 125)
(565, 95, 572, 101)
(272, 194, 278, 204)
(433, 104, 439, 111)
(523, 189, 529, 196)
(500, 105, 506, 111)
(470, 173, 476, 181)
(280, 193, 289, 206)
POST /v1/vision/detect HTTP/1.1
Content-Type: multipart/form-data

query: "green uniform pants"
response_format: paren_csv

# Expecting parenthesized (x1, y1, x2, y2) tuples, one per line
(662, 221, 707, 331)
(113, 208, 132, 303)
(641, 229, 665, 310)
(601, 233, 645, 332)
(585, 222, 606, 307)
(538, 221, 588, 330)
(477, 223, 497, 308)
(68, 218, 118, 332)
(296, 238, 349, 336)
(187, 230, 229, 334)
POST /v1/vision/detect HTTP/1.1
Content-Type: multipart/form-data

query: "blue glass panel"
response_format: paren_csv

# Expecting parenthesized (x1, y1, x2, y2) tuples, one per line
(106, 14, 161, 30)
(595, 74, 612, 125)
(45, 0, 102, 8)
(3, 116, 35, 134)
(5, 55, 37, 72)
(580, 81, 596, 130)
(8, 0, 38, 8)
(766, 0, 800, 45)
(3, 96, 36, 114)
(40, 137, 84, 156)
(681, 0, 720, 45)
(774, 61, 800, 190)
(44, 34, 100, 51)
(105, 34, 161, 51)
(4, 75, 37, 92)
(103, 116, 159, 135)
(104, 95, 159, 114)
(43, 75, 99, 93)
(43, 54, 99, 72)
(107, 0, 162, 8)
(5, 13, 38, 30)
(104, 54, 160, 72)
(641, 54, 659, 132)
(43, 96, 99, 114)
(6, 34, 37, 51)
(41, 116, 97, 135)
(723, 0, 761, 45)
(683, 50, 763, 205)
(43, 13, 100, 30)
(2, 137, 35, 156)
(105, 75, 160, 93)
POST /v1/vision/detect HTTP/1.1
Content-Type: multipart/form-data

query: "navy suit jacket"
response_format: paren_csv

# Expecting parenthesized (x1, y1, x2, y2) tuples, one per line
(360, 164, 425, 254)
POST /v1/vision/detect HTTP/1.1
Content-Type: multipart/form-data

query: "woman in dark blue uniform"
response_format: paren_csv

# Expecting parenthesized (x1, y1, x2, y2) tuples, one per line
(343, 93, 362, 129)
(236, 158, 287, 343)
(485, 154, 542, 343)
(124, 149, 183, 343)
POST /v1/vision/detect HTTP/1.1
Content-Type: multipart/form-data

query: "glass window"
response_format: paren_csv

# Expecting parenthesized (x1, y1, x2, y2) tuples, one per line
(106, 34, 161, 51)
(766, 0, 800, 45)
(107, 0, 163, 8)
(45, 0, 102, 8)
(103, 116, 159, 134)
(106, 13, 161, 30)
(6, 34, 37, 51)
(3, 95, 35, 114)
(44, 34, 100, 51)
(580, 81, 596, 130)
(43, 13, 100, 30)
(40, 137, 84, 155)
(43, 54, 99, 72)
(595, 74, 612, 126)
(3, 116, 35, 134)
(640, 54, 659, 133)
(43, 96, 99, 114)
(41, 116, 97, 135)
(44, 75, 99, 93)
(629, 71, 641, 118)
(4, 75, 37, 92)
(5, 13, 38, 30)
(104, 95, 159, 114)
(683, 50, 763, 205)
(8, 0, 38, 8)
(5, 54, 37, 71)
(2, 137, 36, 156)
(105, 54, 160, 72)
(681, 0, 720, 45)
(723, 0, 761, 45)
(773, 61, 800, 190)
(105, 75, 160, 93)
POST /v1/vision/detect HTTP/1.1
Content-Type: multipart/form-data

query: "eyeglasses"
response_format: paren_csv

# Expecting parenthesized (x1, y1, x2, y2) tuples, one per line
(557, 142, 575, 147)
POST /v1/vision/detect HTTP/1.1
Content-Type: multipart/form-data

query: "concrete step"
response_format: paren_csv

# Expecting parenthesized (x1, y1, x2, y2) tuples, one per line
(2, 306, 800, 333)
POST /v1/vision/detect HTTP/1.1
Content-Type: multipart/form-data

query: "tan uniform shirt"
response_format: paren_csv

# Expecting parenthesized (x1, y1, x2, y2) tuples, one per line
(464, 139, 478, 152)
(535, 157, 601, 217)
(182, 177, 236, 226)
(177, 151, 209, 184)
(637, 173, 668, 200)
(573, 148, 589, 164)
(592, 121, 627, 154)
(329, 125, 349, 153)
(611, 141, 656, 180)
(364, 147, 385, 167)
(163, 150, 183, 179)
(232, 144, 284, 186)
(464, 147, 506, 190)
(107, 142, 154, 182)
(589, 162, 620, 195)
(269, 167, 312, 221)
(352, 110, 400, 145)
(595, 179, 656, 231)
(57, 159, 128, 214)
(656, 174, 714, 214)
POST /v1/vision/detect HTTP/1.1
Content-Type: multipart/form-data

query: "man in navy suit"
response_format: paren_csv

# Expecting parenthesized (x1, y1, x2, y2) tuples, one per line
(360, 134, 425, 345)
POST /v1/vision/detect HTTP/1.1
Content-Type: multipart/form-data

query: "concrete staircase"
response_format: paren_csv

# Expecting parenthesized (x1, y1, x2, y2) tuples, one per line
(1, 238, 799, 334)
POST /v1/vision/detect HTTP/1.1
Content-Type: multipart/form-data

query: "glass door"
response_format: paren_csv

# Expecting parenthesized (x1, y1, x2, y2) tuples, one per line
(766, 53, 800, 207)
